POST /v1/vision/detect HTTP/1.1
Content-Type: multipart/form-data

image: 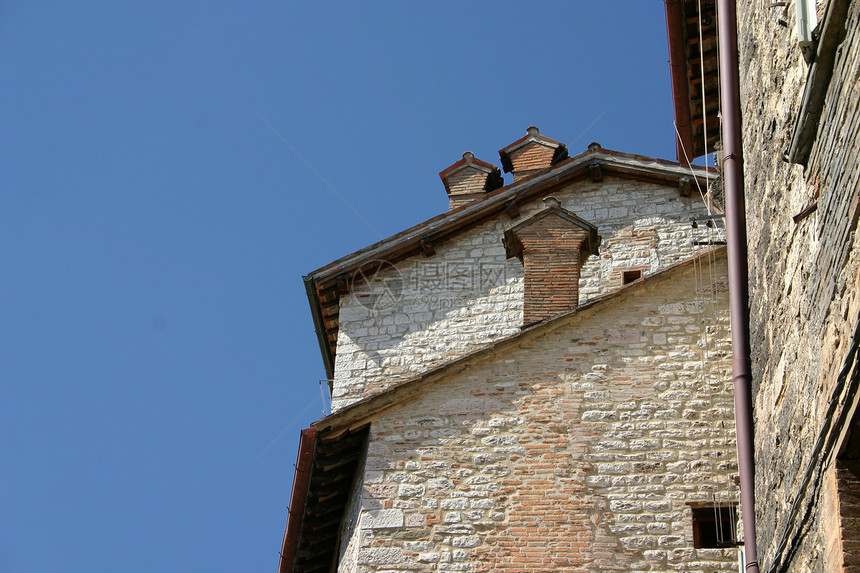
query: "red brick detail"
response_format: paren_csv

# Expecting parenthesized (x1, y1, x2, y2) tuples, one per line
(457, 375, 596, 571)
(506, 144, 557, 182)
(499, 126, 567, 183)
(439, 151, 503, 210)
(838, 460, 860, 573)
(513, 214, 591, 325)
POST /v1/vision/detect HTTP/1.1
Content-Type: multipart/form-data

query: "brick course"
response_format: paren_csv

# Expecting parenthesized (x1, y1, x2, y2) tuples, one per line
(440, 152, 502, 210)
(506, 143, 557, 182)
(510, 209, 594, 325)
(499, 126, 564, 182)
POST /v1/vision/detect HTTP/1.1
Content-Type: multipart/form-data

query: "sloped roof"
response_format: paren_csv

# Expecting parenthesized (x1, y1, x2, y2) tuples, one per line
(665, 0, 720, 163)
(314, 246, 725, 435)
(281, 247, 727, 572)
(304, 145, 716, 379)
(277, 426, 369, 573)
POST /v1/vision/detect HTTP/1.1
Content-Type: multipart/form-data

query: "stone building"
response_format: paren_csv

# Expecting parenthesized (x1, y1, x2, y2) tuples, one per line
(666, 1, 860, 570)
(278, 128, 743, 572)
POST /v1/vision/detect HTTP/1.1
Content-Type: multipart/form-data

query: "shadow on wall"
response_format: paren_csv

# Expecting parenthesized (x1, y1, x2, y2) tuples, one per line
(337, 255, 525, 390)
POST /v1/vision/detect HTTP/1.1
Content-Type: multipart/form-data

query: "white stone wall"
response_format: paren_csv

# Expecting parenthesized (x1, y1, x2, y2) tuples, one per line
(340, 258, 738, 572)
(332, 177, 720, 411)
(566, 178, 721, 303)
(333, 217, 525, 411)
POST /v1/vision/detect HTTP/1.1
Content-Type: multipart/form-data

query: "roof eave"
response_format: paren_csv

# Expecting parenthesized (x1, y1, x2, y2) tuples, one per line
(309, 151, 713, 281)
(278, 427, 318, 573)
(304, 276, 335, 382)
(666, 0, 694, 164)
(304, 148, 716, 376)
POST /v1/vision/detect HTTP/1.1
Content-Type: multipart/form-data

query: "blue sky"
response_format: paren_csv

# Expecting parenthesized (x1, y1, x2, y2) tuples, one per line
(1, 3, 682, 572)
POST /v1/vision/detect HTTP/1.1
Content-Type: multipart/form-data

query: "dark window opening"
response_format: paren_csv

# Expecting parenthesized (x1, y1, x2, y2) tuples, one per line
(691, 504, 737, 548)
(622, 269, 643, 285)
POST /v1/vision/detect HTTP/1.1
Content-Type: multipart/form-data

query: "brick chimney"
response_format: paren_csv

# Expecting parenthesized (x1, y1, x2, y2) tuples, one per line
(503, 197, 600, 325)
(439, 151, 504, 210)
(499, 126, 569, 182)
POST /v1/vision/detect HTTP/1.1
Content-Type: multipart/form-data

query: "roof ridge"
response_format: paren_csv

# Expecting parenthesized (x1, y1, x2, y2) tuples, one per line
(307, 148, 715, 279)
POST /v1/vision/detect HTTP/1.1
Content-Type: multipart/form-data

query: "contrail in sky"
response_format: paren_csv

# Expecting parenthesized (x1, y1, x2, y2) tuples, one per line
(254, 110, 384, 239)
(253, 398, 318, 464)
(569, 109, 608, 148)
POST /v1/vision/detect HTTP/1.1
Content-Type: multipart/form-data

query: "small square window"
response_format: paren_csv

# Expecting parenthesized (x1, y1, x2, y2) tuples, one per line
(622, 269, 643, 285)
(691, 504, 737, 548)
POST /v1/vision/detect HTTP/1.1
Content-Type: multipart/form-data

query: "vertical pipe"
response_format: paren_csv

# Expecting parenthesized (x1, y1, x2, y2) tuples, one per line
(716, 1, 759, 571)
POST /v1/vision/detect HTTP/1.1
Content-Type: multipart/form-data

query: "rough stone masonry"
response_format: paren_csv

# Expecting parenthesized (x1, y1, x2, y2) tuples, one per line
(739, 0, 860, 569)
(335, 255, 739, 572)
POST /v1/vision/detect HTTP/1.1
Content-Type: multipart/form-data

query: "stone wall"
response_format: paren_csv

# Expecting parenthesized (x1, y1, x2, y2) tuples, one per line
(332, 177, 718, 411)
(337, 256, 739, 572)
(333, 216, 524, 411)
(738, 0, 860, 569)
(568, 178, 722, 303)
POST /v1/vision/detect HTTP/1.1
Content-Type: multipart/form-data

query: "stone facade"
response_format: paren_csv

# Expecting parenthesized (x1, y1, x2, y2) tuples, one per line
(333, 216, 525, 411)
(332, 177, 719, 411)
(283, 131, 739, 573)
(337, 255, 738, 572)
(738, 0, 860, 570)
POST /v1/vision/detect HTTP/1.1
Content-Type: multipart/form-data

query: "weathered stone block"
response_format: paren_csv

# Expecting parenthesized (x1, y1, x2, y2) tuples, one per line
(362, 509, 405, 529)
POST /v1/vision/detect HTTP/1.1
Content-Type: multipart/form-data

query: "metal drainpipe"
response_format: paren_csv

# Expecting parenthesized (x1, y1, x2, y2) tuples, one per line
(716, 1, 759, 571)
